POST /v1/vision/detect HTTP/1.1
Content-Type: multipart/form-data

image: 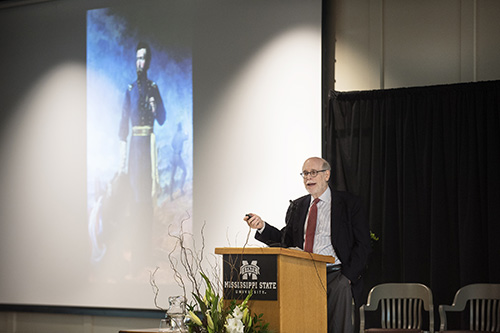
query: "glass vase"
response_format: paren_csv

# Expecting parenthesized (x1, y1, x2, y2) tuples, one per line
(167, 295, 188, 333)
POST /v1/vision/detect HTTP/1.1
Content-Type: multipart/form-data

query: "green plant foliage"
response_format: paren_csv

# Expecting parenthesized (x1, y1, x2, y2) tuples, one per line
(185, 272, 270, 333)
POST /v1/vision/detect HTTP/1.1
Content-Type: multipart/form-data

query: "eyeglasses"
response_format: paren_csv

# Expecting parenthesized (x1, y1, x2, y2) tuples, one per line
(300, 169, 327, 178)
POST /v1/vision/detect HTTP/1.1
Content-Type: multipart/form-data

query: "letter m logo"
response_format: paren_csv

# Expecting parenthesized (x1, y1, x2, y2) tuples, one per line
(240, 260, 260, 280)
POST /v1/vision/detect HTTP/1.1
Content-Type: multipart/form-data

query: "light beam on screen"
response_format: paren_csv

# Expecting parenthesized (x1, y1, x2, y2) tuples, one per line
(86, 5, 193, 307)
(196, 25, 322, 252)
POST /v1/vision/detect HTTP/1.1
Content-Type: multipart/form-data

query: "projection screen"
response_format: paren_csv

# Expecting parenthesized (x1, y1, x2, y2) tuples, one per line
(0, 0, 322, 310)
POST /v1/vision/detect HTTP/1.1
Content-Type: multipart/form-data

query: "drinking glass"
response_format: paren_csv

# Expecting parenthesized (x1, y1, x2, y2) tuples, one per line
(158, 318, 172, 332)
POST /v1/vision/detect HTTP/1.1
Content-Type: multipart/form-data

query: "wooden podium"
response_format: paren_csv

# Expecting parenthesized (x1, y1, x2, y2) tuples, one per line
(215, 247, 335, 333)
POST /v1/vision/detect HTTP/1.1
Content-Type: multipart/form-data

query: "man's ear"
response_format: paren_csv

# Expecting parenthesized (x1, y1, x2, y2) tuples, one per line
(325, 170, 331, 182)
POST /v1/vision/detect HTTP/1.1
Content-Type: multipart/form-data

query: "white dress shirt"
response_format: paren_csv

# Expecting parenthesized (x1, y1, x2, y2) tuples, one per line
(304, 187, 341, 264)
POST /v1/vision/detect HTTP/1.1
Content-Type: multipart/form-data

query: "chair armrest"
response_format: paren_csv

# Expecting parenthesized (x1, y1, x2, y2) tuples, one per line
(438, 305, 447, 331)
(362, 302, 380, 311)
(359, 305, 366, 332)
(359, 302, 381, 332)
(439, 303, 465, 331)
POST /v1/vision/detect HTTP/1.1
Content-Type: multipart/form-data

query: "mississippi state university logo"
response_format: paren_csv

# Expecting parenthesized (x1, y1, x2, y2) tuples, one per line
(240, 260, 260, 280)
(222, 254, 277, 300)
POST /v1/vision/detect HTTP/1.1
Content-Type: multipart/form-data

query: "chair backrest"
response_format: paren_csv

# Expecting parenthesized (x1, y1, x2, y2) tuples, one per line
(360, 283, 434, 332)
(439, 283, 500, 332)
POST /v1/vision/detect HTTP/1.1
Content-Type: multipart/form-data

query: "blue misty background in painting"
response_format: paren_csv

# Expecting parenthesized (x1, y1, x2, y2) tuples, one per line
(86, 4, 192, 276)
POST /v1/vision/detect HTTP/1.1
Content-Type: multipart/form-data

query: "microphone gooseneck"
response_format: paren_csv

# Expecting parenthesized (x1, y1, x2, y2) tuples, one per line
(280, 199, 296, 247)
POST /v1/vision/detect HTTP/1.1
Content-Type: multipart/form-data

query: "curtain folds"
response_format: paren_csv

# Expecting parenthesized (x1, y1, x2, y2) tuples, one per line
(326, 80, 500, 308)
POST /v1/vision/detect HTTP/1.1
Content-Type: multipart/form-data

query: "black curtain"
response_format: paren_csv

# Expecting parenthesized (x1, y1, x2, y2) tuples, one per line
(325, 80, 500, 316)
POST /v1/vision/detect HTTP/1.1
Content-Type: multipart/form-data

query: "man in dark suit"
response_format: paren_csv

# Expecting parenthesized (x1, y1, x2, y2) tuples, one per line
(244, 157, 371, 333)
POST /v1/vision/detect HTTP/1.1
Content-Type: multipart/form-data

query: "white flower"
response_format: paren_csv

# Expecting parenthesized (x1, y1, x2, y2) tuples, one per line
(225, 306, 246, 333)
(231, 306, 244, 320)
(225, 317, 244, 333)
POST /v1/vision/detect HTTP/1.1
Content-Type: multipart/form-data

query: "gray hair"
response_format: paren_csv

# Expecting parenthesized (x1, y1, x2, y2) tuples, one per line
(321, 159, 331, 171)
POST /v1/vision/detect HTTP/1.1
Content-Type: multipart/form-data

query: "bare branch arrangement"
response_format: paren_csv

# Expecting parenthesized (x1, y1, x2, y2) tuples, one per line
(150, 213, 215, 309)
(150, 215, 269, 332)
(149, 266, 166, 311)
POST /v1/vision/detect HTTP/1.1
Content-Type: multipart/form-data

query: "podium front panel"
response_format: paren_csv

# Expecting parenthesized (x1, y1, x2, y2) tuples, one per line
(222, 253, 278, 301)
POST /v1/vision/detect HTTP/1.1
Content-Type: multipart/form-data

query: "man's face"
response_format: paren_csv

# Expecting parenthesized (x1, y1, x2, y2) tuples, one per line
(136, 48, 148, 74)
(302, 158, 330, 199)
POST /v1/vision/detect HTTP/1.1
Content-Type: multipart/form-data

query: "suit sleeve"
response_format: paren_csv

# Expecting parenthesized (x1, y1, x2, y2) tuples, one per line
(254, 222, 282, 246)
(254, 200, 300, 247)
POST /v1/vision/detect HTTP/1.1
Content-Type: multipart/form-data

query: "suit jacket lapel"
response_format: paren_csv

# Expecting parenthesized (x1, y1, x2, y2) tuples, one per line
(296, 195, 310, 247)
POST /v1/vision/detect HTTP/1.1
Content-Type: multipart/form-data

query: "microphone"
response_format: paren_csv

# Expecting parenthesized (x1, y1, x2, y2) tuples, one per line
(280, 200, 297, 248)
